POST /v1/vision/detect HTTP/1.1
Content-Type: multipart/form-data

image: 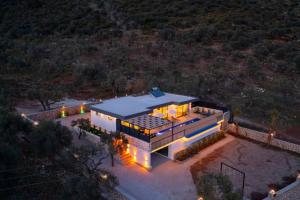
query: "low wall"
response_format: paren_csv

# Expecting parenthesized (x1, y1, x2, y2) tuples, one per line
(228, 124, 300, 154)
(72, 126, 101, 144)
(27, 103, 94, 122)
(263, 178, 300, 200)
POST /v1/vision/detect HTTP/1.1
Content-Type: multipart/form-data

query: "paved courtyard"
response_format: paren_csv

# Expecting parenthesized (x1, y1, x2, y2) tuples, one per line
(191, 137, 300, 198)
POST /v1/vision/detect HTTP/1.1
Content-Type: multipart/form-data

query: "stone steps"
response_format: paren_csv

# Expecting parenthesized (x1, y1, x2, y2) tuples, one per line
(119, 153, 134, 166)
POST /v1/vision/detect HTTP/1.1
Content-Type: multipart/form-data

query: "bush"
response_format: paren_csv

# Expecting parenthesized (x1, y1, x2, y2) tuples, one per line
(196, 174, 242, 200)
(253, 44, 270, 60)
(293, 55, 300, 71)
(175, 150, 187, 161)
(175, 131, 225, 161)
(159, 28, 176, 41)
(202, 48, 217, 59)
(250, 192, 268, 200)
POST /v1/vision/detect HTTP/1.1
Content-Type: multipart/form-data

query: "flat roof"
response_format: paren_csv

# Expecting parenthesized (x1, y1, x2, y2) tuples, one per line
(90, 92, 198, 119)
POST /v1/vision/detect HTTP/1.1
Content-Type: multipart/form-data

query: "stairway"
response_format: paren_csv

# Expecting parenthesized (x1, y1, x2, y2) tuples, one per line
(119, 153, 135, 166)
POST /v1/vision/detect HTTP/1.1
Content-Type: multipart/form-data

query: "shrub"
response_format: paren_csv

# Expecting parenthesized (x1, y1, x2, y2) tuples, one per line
(186, 146, 194, 155)
(230, 35, 252, 50)
(175, 132, 225, 161)
(231, 51, 246, 62)
(251, 192, 268, 200)
(175, 150, 187, 161)
(293, 55, 300, 71)
(196, 174, 242, 200)
(202, 48, 217, 59)
(159, 28, 176, 41)
(253, 44, 270, 60)
(191, 143, 199, 154)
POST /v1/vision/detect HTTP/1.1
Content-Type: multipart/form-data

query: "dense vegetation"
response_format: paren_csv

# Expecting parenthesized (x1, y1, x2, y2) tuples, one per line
(0, 97, 118, 199)
(195, 173, 242, 200)
(175, 131, 225, 161)
(0, 0, 299, 127)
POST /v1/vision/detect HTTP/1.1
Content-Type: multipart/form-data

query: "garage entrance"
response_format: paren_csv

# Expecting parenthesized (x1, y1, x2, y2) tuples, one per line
(155, 146, 169, 157)
(151, 146, 170, 168)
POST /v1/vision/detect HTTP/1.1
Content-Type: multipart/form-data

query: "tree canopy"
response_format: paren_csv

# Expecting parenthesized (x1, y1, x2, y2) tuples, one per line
(0, 100, 118, 199)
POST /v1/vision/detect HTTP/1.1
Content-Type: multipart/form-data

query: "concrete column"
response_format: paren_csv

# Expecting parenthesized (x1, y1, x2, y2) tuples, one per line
(128, 144, 151, 169)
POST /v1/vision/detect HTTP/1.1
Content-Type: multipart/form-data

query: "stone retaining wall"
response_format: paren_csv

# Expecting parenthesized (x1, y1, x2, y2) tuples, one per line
(228, 124, 300, 154)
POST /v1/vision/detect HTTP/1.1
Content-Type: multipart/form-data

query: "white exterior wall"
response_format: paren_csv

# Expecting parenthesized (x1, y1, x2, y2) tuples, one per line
(167, 125, 221, 160)
(90, 110, 117, 132)
(128, 143, 151, 169)
(168, 139, 186, 160)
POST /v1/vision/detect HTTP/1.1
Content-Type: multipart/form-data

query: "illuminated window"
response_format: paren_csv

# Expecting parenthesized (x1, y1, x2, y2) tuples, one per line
(154, 106, 168, 119)
(121, 121, 130, 127)
(176, 104, 188, 117)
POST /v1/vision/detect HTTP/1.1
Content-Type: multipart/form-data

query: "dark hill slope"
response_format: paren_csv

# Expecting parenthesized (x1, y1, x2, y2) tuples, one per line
(0, 0, 299, 127)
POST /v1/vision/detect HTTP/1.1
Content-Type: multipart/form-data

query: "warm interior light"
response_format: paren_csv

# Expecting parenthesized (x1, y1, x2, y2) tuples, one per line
(21, 113, 26, 117)
(33, 121, 39, 126)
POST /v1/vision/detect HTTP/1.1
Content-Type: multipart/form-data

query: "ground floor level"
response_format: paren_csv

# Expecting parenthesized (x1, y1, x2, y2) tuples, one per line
(104, 134, 235, 200)
(125, 123, 221, 169)
(57, 113, 300, 199)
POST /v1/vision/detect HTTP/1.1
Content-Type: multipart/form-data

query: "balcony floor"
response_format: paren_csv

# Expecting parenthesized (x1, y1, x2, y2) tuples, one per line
(172, 112, 206, 125)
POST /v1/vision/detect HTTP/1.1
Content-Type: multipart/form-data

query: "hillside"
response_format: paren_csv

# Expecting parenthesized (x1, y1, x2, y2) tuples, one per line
(0, 0, 299, 128)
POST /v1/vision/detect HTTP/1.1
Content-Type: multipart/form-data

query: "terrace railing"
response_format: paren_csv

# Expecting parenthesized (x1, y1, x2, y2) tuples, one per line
(150, 112, 222, 151)
(120, 111, 223, 151)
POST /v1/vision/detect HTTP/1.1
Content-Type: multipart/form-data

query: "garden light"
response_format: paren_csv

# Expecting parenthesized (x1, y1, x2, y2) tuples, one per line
(61, 106, 66, 118)
(269, 189, 276, 198)
(80, 104, 85, 114)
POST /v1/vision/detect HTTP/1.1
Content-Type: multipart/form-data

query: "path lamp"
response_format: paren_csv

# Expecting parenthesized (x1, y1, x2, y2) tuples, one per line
(80, 104, 85, 114)
(61, 106, 66, 118)
(267, 129, 275, 145)
(268, 189, 276, 198)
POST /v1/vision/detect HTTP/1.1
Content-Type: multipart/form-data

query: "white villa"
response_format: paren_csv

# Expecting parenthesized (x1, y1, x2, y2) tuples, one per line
(90, 88, 229, 169)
